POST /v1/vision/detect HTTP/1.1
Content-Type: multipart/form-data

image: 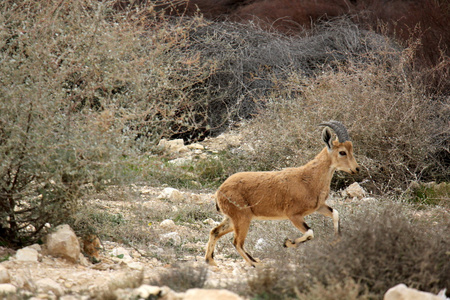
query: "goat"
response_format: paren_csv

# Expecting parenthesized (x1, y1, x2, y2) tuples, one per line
(205, 121, 360, 267)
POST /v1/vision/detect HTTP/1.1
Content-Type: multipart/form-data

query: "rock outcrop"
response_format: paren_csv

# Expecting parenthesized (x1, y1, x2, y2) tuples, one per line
(45, 224, 81, 263)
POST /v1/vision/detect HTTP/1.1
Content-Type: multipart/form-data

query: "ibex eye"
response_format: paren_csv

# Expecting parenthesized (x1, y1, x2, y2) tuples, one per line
(339, 151, 347, 156)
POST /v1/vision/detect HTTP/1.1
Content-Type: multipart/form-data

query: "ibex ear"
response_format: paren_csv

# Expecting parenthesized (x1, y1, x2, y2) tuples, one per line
(322, 127, 333, 150)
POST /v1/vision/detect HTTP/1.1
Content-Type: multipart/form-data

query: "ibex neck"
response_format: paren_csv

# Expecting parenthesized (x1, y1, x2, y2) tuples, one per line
(304, 147, 336, 187)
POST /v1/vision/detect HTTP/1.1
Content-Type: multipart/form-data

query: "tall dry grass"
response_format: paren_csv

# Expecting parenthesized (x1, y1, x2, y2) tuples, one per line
(239, 46, 448, 192)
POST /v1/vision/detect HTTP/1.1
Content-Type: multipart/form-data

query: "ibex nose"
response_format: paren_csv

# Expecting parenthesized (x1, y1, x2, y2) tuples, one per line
(355, 167, 360, 173)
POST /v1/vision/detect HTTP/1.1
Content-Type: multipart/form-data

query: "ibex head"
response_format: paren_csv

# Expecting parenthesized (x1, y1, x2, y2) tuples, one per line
(320, 120, 360, 175)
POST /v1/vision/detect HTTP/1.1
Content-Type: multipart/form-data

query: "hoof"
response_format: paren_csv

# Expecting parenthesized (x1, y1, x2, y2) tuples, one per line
(284, 238, 295, 248)
(205, 258, 218, 267)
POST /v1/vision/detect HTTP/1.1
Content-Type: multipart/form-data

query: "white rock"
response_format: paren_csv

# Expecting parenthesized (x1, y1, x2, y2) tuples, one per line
(343, 182, 366, 200)
(168, 157, 193, 166)
(45, 224, 80, 263)
(111, 247, 133, 262)
(160, 232, 182, 246)
(0, 265, 10, 283)
(384, 284, 444, 300)
(158, 138, 189, 153)
(27, 244, 42, 252)
(184, 288, 243, 300)
(187, 143, 204, 150)
(89, 269, 143, 299)
(126, 262, 144, 271)
(15, 247, 39, 262)
(160, 219, 177, 230)
(111, 247, 130, 257)
(0, 283, 16, 295)
(158, 187, 184, 201)
(36, 278, 64, 297)
(132, 285, 164, 298)
(203, 218, 219, 226)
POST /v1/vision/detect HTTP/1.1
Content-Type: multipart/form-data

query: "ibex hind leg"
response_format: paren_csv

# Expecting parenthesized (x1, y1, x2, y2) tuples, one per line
(232, 216, 261, 267)
(205, 217, 233, 266)
(284, 215, 314, 248)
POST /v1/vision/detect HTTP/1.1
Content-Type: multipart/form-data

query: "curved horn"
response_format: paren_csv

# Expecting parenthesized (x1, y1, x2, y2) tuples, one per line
(319, 120, 350, 143)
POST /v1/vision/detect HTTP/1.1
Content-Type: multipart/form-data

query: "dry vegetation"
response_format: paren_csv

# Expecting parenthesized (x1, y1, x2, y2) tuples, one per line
(0, 0, 449, 298)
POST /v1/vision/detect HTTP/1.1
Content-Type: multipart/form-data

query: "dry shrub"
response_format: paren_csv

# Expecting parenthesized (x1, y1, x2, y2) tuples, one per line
(1, 0, 213, 245)
(242, 201, 449, 299)
(149, 262, 208, 292)
(297, 201, 450, 296)
(296, 278, 371, 300)
(240, 46, 448, 191)
(174, 0, 450, 94)
(115, 2, 401, 141)
(246, 262, 371, 299)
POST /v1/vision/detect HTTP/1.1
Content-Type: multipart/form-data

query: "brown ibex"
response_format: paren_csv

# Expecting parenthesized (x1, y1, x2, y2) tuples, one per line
(205, 121, 360, 267)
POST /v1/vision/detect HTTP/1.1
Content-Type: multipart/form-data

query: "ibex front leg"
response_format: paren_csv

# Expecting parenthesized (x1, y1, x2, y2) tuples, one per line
(284, 214, 314, 248)
(316, 205, 341, 238)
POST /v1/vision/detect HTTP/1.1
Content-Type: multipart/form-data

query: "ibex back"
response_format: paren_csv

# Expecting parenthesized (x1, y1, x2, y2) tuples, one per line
(205, 121, 360, 267)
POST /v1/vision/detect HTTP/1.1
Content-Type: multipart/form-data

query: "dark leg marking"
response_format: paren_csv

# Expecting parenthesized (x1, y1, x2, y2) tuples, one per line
(303, 222, 311, 231)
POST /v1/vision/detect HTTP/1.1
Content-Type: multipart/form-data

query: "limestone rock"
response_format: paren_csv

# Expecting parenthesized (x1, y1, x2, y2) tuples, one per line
(89, 269, 143, 299)
(184, 288, 243, 300)
(343, 182, 366, 200)
(187, 143, 204, 150)
(158, 139, 189, 154)
(0, 283, 16, 295)
(45, 224, 80, 263)
(27, 244, 42, 252)
(132, 285, 168, 299)
(160, 232, 182, 246)
(15, 247, 39, 262)
(0, 265, 10, 283)
(203, 218, 219, 227)
(111, 247, 133, 262)
(160, 219, 177, 230)
(384, 284, 444, 300)
(168, 157, 193, 166)
(158, 187, 184, 201)
(36, 278, 64, 297)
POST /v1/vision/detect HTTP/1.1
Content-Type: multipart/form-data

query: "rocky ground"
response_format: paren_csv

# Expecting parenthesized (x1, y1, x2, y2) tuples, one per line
(0, 130, 447, 300)
(0, 130, 263, 299)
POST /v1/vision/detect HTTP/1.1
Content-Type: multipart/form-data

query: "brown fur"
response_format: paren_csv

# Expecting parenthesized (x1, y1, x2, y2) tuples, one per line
(81, 234, 101, 263)
(205, 128, 359, 267)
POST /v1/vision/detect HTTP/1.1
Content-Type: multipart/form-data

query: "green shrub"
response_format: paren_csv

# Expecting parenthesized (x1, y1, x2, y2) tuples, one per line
(408, 182, 450, 208)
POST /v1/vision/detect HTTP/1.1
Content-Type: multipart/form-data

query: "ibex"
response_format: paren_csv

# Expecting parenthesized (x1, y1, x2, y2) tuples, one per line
(205, 121, 360, 267)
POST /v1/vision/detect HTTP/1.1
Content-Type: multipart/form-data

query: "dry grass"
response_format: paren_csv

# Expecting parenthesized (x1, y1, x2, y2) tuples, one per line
(233, 200, 449, 299)
(238, 48, 448, 192)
